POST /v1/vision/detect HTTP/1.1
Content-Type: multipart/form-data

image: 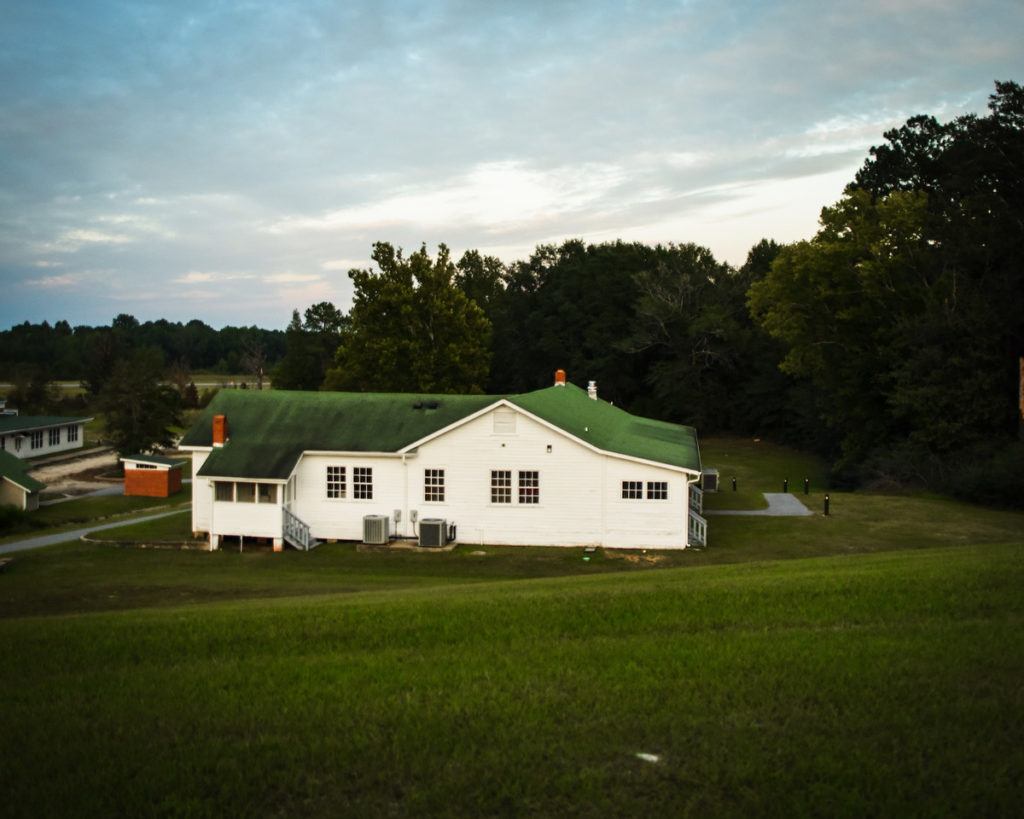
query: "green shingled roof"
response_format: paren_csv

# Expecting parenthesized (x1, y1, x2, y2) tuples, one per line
(0, 415, 92, 434)
(182, 390, 499, 479)
(182, 385, 700, 479)
(509, 384, 700, 472)
(0, 450, 46, 493)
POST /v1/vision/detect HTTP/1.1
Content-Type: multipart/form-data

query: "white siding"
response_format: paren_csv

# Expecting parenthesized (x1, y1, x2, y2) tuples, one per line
(191, 451, 211, 533)
(410, 408, 690, 549)
(291, 455, 406, 542)
(211, 493, 281, 539)
(187, 406, 697, 550)
(0, 423, 86, 460)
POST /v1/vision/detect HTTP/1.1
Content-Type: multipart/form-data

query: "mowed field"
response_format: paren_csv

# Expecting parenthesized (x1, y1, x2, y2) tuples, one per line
(1, 439, 1022, 816)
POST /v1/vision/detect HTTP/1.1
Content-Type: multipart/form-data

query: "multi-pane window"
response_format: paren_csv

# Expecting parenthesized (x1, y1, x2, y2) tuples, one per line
(258, 483, 277, 504)
(491, 470, 512, 503)
(236, 482, 256, 503)
(354, 467, 373, 499)
(67, 424, 79, 443)
(134, 463, 157, 470)
(647, 481, 668, 500)
(48, 428, 61, 446)
(518, 471, 540, 504)
(214, 481, 234, 502)
(30, 431, 43, 449)
(327, 466, 346, 499)
(622, 480, 643, 499)
(424, 469, 445, 502)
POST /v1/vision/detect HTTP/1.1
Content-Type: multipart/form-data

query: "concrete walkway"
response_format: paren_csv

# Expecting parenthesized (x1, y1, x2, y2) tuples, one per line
(705, 492, 814, 517)
(0, 509, 190, 556)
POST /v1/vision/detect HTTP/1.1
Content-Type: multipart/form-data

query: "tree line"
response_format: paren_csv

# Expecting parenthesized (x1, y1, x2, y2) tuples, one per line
(3, 82, 1020, 503)
(0, 316, 286, 386)
(277, 81, 1023, 504)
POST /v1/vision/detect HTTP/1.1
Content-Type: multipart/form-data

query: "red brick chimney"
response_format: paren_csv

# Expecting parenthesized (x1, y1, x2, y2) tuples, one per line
(554, 369, 566, 387)
(212, 414, 228, 447)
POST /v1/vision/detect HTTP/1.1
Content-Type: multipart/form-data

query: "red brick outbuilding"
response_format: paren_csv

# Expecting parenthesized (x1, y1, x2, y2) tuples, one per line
(121, 454, 185, 498)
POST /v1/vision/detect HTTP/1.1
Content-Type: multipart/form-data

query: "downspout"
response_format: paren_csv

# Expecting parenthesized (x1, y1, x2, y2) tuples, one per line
(402, 453, 409, 538)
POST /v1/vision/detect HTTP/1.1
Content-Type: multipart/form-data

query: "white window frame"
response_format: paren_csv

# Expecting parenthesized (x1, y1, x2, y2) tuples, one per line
(30, 430, 44, 450)
(326, 465, 347, 499)
(424, 468, 445, 503)
(646, 481, 668, 500)
(67, 424, 79, 443)
(518, 470, 540, 505)
(353, 466, 373, 500)
(48, 427, 61, 446)
(490, 469, 512, 504)
(214, 481, 234, 502)
(621, 480, 643, 500)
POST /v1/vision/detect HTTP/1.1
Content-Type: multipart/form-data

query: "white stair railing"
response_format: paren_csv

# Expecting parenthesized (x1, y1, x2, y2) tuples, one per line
(283, 507, 316, 551)
(689, 484, 704, 514)
(688, 510, 707, 547)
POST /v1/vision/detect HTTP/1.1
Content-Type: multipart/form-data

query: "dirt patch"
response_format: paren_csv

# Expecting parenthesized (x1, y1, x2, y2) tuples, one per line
(30, 452, 120, 497)
(605, 552, 669, 565)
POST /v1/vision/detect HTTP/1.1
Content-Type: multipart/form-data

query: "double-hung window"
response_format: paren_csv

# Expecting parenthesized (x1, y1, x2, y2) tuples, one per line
(327, 466, 346, 499)
(48, 428, 61, 446)
(518, 471, 539, 504)
(67, 424, 79, 443)
(491, 470, 511, 504)
(424, 469, 445, 502)
(353, 467, 373, 500)
(30, 431, 43, 450)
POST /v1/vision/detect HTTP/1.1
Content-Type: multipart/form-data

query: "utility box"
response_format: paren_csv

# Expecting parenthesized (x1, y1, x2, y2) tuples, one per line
(363, 515, 390, 545)
(121, 454, 184, 498)
(701, 468, 720, 493)
(419, 518, 447, 548)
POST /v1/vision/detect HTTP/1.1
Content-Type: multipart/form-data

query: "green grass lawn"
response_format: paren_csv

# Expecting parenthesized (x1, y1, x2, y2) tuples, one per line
(2, 543, 1021, 815)
(0, 494, 189, 544)
(701, 436, 829, 510)
(2, 437, 1022, 814)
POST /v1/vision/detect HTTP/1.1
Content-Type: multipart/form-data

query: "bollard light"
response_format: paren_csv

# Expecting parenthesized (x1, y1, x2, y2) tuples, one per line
(783, 478, 789, 493)
(824, 494, 830, 516)
(732, 477, 737, 492)
(804, 477, 809, 495)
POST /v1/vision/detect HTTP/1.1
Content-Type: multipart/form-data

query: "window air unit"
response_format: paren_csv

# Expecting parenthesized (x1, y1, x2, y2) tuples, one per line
(419, 518, 447, 548)
(363, 514, 390, 545)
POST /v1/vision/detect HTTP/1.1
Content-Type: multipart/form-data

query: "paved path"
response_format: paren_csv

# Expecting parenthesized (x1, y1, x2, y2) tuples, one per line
(40, 479, 193, 506)
(705, 492, 814, 517)
(0, 509, 190, 556)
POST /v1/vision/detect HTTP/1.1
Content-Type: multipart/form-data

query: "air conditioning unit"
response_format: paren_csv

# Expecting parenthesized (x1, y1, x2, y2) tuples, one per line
(419, 518, 447, 548)
(701, 468, 720, 492)
(363, 514, 390, 545)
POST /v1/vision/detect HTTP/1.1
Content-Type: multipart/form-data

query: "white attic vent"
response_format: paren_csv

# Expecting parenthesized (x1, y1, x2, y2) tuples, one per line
(493, 409, 517, 434)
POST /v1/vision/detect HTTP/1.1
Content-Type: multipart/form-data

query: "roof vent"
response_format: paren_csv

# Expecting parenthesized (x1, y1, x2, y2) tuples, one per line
(554, 369, 566, 387)
(587, 381, 598, 400)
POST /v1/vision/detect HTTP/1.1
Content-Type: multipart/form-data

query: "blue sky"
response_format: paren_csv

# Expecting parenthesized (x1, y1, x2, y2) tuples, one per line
(2, 0, 1021, 329)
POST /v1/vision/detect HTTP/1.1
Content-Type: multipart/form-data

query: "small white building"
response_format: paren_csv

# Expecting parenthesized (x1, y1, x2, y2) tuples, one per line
(0, 451, 46, 511)
(179, 373, 706, 551)
(0, 415, 91, 459)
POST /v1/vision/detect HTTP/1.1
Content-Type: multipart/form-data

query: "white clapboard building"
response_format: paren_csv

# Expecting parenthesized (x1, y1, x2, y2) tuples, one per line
(179, 372, 706, 551)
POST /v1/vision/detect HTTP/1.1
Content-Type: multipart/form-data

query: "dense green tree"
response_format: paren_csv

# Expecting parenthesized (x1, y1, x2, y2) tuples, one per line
(455, 250, 506, 314)
(324, 243, 491, 393)
(98, 348, 182, 457)
(272, 311, 324, 390)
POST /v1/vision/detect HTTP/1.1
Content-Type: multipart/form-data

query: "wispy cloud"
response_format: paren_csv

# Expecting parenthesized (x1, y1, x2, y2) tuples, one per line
(24, 274, 80, 289)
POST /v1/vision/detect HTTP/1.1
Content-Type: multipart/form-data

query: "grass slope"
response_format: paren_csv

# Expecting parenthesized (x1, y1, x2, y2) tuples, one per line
(2, 543, 1022, 816)
(702, 437, 829, 510)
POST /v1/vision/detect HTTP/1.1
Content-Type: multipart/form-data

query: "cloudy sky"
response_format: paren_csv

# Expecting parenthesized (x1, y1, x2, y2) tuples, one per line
(2, 0, 1021, 330)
